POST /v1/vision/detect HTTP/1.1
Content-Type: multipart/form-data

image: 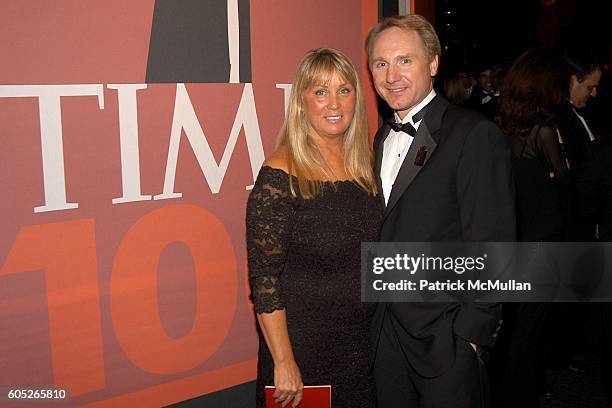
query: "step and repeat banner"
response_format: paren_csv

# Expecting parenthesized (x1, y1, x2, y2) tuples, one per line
(0, 1, 377, 406)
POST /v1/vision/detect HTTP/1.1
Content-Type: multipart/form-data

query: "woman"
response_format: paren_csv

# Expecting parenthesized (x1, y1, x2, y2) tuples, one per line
(493, 47, 570, 408)
(246, 48, 381, 407)
(497, 47, 570, 241)
(442, 72, 469, 106)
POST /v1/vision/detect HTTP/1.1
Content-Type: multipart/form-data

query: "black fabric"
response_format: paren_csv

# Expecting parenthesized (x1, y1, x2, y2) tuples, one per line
(246, 166, 382, 408)
(546, 107, 600, 384)
(583, 137, 612, 240)
(372, 95, 512, 406)
(558, 103, 595, 167)
(492, 125, 570, 407)
(491, 302, 551, 408)
(557, 103, 599, 241)
(375, 310, 486, 408)
(466, 86, 498, 121)
(511, 125, 570, 241)
(600, 302, 612, 407)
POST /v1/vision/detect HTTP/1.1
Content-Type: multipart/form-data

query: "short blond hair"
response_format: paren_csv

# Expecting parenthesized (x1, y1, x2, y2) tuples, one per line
(278, 48, 376, 198)
(366, 14, 441, 69)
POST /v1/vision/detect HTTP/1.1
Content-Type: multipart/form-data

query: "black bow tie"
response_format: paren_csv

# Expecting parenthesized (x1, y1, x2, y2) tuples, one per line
(388, 120, 417, 136)
(388, 103, 429, 136)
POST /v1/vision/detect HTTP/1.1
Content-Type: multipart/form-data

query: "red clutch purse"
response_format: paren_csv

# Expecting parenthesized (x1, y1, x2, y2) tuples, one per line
(265, 385, 331, 408)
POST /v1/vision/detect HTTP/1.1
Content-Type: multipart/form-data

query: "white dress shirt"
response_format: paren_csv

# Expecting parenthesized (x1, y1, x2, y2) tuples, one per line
(571, 107, 596, 142)
(381, 89, 436, 205)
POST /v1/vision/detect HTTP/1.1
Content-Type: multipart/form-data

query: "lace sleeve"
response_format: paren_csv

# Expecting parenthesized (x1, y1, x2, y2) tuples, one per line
(246, 167, 295, 314)
(537, 126, 570, 186)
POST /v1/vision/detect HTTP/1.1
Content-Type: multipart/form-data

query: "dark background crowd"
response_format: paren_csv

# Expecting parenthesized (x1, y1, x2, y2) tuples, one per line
(379, 1, 611, 407)
(432, 0, 611, 407)
(433, 0, 610, 134)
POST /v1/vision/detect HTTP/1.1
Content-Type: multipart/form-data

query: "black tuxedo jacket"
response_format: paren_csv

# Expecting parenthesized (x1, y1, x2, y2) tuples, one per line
(557, 103, 595, 167)
(557, 103, 600, 239)
(372, 95, 515, 378)
(572, 137, 612, 240)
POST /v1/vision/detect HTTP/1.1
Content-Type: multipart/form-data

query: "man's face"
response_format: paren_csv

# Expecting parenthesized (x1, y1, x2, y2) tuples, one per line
(570, 68, 602, 109)
(370, 27, 439, 120)
(478, 69, 492, 92)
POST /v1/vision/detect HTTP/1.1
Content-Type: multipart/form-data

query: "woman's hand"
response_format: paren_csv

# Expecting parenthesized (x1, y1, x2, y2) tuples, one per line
(255, 311, 302, 406)
(273, 359, 304, 407)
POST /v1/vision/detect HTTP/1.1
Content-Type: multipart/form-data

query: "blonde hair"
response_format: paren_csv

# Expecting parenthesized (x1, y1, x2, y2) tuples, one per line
(278, 48, 377, 198)
(365, 14, 441, 69)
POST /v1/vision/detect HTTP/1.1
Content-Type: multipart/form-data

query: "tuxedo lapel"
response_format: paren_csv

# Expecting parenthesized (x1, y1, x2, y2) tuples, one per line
(571, 108, 594, 142)
(383, 95, 448, 218)
(374, 122, 392, 207)
(384, 121, 437, 216)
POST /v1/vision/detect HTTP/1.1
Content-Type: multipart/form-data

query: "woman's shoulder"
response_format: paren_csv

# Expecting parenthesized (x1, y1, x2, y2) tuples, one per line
(533, 124, 558, 142)
(262, 147, 290, 173)
(252, 147, 292, 191)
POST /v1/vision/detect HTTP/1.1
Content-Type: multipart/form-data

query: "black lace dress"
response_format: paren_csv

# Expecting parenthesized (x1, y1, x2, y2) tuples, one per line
(493, 125, 571, 407)
(512, 125, 570, 241)
(246, 166, 382, 408)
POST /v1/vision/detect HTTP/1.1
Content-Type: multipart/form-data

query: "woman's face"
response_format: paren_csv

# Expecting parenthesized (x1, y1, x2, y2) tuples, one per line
(303, 71, 355, 142)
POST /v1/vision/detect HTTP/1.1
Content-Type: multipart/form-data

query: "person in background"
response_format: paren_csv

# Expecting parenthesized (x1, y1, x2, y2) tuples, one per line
(467, 60, 498, 120)
(558, 48, 602, 241)
(568, 133, 612, 407)
(493, 47, 571, 408)
(246, 48, 381, 408)
(588, 136, 612, 407)
(543, 49, 603, 388)
(366, 14, 514, 408)
(498, 47, 570, 243)
(490, 63, 509, 102)
(458, 70, 476, 99)
(443, 71, 470, 106)
(555, 49, 611, 407)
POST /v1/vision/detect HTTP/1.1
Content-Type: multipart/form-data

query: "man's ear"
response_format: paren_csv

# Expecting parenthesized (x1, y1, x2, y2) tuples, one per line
(430, 55, 439, 77)
(570, 74, 580, 86)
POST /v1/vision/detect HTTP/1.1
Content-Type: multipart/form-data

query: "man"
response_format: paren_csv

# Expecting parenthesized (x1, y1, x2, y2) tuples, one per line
(557, 49, 602, 241)
(544, 49, 603, 384)
(365, 15, 515, 407)
(467, 61, 497, 120)
(554, 51, 610, 407)
(594, 137, 612, 408)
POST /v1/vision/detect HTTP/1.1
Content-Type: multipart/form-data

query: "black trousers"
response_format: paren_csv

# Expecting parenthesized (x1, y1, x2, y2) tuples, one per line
(598, 303, 612, 408)
(374, 313, 487, 408)
(491, 302, 550, 408)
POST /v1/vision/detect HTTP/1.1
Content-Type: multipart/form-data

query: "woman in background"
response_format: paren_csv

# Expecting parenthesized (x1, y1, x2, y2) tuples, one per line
(442, 72, 469, 106)
(246, 48, 381, 408)
(498, 47, 570, 241)
(493, 47, 570, 408)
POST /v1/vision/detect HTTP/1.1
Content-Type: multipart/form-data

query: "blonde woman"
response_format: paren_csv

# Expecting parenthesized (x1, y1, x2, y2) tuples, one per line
(246, 48, 381, 408)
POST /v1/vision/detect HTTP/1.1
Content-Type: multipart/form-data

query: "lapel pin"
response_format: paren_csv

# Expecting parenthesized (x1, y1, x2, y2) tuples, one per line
(414, 145, 428, 166)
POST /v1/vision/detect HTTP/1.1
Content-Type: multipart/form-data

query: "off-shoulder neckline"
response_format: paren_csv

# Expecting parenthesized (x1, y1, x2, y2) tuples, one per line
(260, 165, 356, 184)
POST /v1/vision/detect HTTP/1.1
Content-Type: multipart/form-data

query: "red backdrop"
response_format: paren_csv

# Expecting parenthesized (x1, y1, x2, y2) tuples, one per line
(0, 1, 377, 406)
